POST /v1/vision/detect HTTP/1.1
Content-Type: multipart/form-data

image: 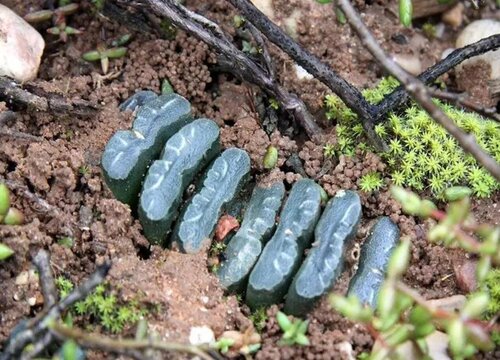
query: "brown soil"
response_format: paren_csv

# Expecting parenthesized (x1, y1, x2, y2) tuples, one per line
(0, 0, 498, 359)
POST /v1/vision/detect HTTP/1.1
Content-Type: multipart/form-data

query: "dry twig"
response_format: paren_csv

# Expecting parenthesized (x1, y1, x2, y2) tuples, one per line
(0, 76, 99, 117)
(133, 0, 322, 139)
(337, 0, 500, 181)
(50, 323, 214, 360)
(429, 89, 500, 123)
(1, 253, 111, 360)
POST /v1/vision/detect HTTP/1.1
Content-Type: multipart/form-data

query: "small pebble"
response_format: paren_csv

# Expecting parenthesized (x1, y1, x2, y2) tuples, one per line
(0, 4, 45, 82)
(456, 19, 500, 79)
(189, 326, 215, 345)
(441, 2, 464, 28)
(453, 259, 477, 293)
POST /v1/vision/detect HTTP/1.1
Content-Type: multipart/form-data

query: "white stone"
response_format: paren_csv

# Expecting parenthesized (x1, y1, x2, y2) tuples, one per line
(456, 19, 500, 79)
(189, 326, 215, 346)
(0, 4, 45, 82)
(294, 64, 313, 81)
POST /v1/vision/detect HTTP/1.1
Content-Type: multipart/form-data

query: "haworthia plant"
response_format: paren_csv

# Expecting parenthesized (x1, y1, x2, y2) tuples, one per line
(139, 119, 221, 246)
(347, 217, 400, 307)
(217, 181, 286, 292)
(119, 90, 158, 112)
(172, 148, 251, 253)
(101, 94, 192, 205)
(246, 179, 322, 310)
(284, 190, 362, 316)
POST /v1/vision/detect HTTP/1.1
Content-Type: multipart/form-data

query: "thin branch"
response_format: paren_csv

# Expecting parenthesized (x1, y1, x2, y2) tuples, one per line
(0, 76, 99, 117)
(0, 258, 111, 360)
(134, 0, 322, 138)
(338, 0, 500, 182)
(50, 323, 214, 360)
(429, 89, 500, 123)
(0, 111, 44, 141)
(227, 0, 387, 150)
(375, 34, 500, 122)
(32, 250, 58, 309)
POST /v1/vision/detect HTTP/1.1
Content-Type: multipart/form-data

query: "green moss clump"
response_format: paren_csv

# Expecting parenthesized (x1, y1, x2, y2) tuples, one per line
(324, 77, 500, 198)
(481, 269, 500, 345)
(56, 277, 148, 334)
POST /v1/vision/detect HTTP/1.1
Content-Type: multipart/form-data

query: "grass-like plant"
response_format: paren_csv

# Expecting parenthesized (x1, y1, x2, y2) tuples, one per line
(324, 78, 500, 198)
(56, 277, 148, 334)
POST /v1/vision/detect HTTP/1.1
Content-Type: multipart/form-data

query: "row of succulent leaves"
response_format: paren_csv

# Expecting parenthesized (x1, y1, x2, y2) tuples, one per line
(323, 77, 500, 199)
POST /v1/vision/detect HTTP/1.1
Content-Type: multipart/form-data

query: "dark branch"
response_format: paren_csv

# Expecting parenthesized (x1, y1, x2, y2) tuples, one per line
(0, 256, 111, 360)
(430, 89, 500, 123)
(375, 34, 500, 122)
(0, 76, 99, 117)
(338, 0, 500, 182)
(226, 0, 387, 150)
(134, 0, 322, 138)
(32, 250, 57, 310)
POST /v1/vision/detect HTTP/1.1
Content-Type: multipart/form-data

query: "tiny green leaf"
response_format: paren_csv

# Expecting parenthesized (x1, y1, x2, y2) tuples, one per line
(0, 243, 14, 261)
(399, 0, 413, 27)
(444, 186, 472, 201)
(276, 311, 292, 331)
(82, 50, 102, 62)
(3, 208, 24, 225)
(0, 183, 10, 216)
(263, 145, 278, 169)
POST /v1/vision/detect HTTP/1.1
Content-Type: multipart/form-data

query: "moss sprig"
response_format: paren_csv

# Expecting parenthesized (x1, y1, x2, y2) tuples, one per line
(56, 277, 148, 334)
(324, 78, 500, 198)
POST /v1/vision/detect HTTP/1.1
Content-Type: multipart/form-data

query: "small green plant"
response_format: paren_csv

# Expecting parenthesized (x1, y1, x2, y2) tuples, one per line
(323, 143, 336, 158)
(56, 278, 148, 334)
(324, 77, 500, 198)
(422, 22, 436, 39)
(212, 337, 235, 354)
(359, 172, 384, 192)
(82, 46, 128, 75)
(263, 145, 278, 169)
(398, 0, 413, 27)
(276, 311, 310, 346)
(249, 307, 268, 332)
(481, 268, 500, 345)
(82, 33, 131, 74)
(0, 183, 24, 226)
(331, 186, 499, 359)
(24, 3, 81, 43)
(0, 243, 14, 261)
(78, 165, 91, 176)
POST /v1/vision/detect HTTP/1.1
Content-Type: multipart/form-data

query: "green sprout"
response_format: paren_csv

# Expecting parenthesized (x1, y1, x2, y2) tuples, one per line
(212, 338, 235, 354)
(0, 183, 24, 226)
(398, 0, 413, 27)
(249, 307, 268, 332)
(263, 145, 278, 169)
(82, 46, 127, 75)
(323, 143, 336, 158)
(0, 243, 14, 261)
(324, 77, 500, 199)
(276, 311, 310, 346)
(359, 172, 384, 192)
(24, 3, 81, 43)
(82, 33, 130, 74)
(56, 278, 148, 333)
(422, 23, 436, 40)
(330, 187, 499, 358)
